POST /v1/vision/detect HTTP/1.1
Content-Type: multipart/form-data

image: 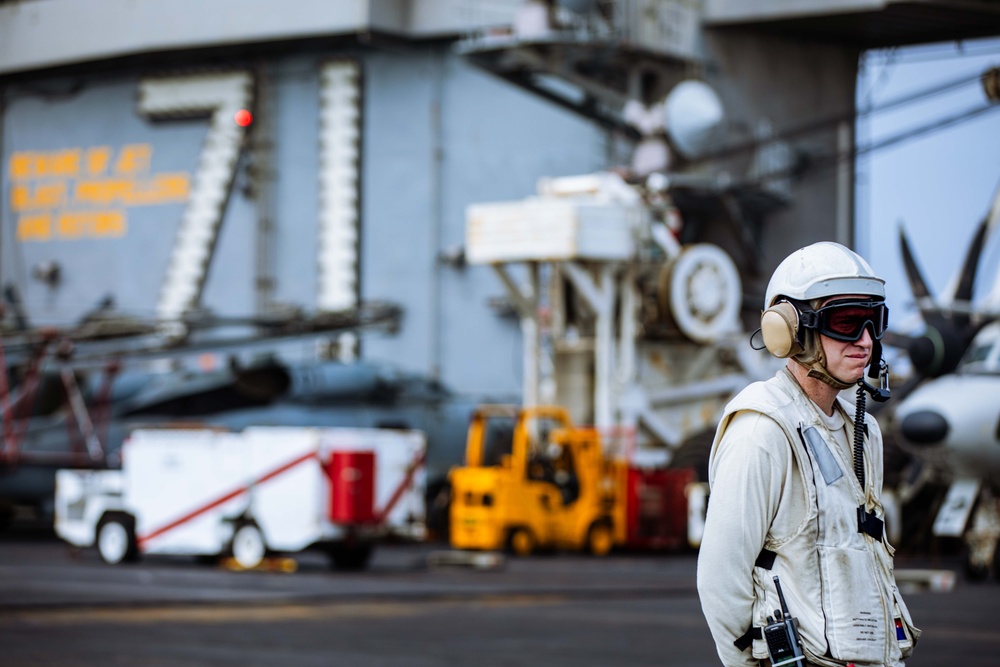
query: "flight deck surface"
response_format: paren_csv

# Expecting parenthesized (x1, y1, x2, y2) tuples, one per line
(0, 529, 994, 666)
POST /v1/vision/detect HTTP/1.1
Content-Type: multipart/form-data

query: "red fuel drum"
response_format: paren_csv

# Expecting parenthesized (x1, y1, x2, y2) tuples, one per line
(326, 451, 376, 523)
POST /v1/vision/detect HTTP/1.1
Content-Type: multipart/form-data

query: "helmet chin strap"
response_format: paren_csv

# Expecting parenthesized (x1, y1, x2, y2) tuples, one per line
(793, 329, 855, 391)
(806, 365, 854, 391)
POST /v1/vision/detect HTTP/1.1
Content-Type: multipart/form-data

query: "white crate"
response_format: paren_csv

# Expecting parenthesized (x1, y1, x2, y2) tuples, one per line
(466, 198, 637, 264)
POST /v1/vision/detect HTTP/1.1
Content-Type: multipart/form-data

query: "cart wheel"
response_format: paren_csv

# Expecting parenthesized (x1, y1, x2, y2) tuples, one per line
(97, 514, 138, 565)
(328, 543, 374, 571)
(231, 523, 267, 569)
(507, 527, 535, 557)
(586, 522, 614, 557)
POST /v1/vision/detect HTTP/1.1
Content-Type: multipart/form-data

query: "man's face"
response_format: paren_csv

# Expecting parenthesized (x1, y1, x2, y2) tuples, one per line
(818, 294, 875, 383)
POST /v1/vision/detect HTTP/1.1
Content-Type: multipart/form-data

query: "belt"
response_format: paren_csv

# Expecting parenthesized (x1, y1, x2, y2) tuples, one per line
(757, 661, 823, 667)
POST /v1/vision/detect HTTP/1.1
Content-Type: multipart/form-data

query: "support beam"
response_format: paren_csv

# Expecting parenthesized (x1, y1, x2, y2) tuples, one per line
(490, 263, 540, 409)
(559, 261, 617, 430)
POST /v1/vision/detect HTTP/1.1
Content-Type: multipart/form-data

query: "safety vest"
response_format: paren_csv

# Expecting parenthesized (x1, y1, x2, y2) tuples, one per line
(718, 370, 920, 666)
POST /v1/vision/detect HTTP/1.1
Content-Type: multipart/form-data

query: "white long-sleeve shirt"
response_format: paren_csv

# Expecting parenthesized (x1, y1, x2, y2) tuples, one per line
(698, 410, 809, 666)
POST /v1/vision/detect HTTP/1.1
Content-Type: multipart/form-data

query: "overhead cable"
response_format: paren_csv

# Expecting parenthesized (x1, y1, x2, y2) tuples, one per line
(694, 69, 989, 165)
(748, 102, 1000, 189)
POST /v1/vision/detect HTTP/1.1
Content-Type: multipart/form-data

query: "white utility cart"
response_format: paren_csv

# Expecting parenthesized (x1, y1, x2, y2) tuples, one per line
(55, 426, 426, 570)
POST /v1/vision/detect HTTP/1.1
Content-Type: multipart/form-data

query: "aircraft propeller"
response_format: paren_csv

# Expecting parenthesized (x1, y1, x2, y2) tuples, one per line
(890, 178, 999, 383)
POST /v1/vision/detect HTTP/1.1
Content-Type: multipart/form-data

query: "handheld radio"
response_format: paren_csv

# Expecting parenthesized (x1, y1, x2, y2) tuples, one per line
(763, 576, 807, 667)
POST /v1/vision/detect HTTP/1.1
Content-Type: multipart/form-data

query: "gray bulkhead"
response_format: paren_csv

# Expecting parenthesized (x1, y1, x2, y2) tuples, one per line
(0, 45, 606, 397)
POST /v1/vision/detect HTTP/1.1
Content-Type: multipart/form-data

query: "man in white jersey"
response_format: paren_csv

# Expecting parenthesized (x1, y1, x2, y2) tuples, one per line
(697, 242, 920, 667)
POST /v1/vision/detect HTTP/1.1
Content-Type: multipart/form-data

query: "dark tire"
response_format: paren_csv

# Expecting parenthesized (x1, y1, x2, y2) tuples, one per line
(328, 543, 374, 571)
(668, 428, 715, 482)
(506, 527, 535, 557)
(586, 521, 614, 557)
(96, 513, 138, 565)
(425, 479, 452, 544)
(963, 546, 990, 582)
(0, 502, 15, 532)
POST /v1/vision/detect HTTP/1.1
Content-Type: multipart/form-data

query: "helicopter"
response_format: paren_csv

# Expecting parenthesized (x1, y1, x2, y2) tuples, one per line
(0, 299, 484, 538)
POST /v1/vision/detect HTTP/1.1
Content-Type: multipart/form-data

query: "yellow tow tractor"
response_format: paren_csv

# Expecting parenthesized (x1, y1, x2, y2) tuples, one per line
(448, 404, 624, 556)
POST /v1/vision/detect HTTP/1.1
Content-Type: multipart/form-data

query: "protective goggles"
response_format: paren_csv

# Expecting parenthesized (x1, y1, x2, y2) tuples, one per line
(800, 298, 888, 342)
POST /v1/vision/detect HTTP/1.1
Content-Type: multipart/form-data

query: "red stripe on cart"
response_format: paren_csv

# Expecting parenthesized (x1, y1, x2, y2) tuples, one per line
(374, 449, 426, 523)
(136, 450, 317, 549)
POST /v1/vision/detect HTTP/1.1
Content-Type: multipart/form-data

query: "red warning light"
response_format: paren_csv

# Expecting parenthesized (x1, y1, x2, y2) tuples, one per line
(234, 109, 253, 127)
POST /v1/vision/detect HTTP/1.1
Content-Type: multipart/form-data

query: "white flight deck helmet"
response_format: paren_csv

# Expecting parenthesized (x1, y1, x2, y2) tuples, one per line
(761, 242, 885, 389)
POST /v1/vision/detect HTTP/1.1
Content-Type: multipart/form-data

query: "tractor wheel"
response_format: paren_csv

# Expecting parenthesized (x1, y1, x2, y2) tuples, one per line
(962, 545, 990, 581)
(586, 521, 614, 557)
(507, 527, 535, 557)
(96, 514, 138, 565)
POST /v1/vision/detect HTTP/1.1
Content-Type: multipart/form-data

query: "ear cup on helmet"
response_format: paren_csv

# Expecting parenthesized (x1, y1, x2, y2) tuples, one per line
(761, 301, 802, 358)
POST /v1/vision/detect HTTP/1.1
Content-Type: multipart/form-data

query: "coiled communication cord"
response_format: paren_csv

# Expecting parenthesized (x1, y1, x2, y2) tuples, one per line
(853, 383, 867, 490)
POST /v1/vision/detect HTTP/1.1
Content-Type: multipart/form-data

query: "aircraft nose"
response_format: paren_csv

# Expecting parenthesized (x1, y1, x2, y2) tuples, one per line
(899, 410, 950, 446)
